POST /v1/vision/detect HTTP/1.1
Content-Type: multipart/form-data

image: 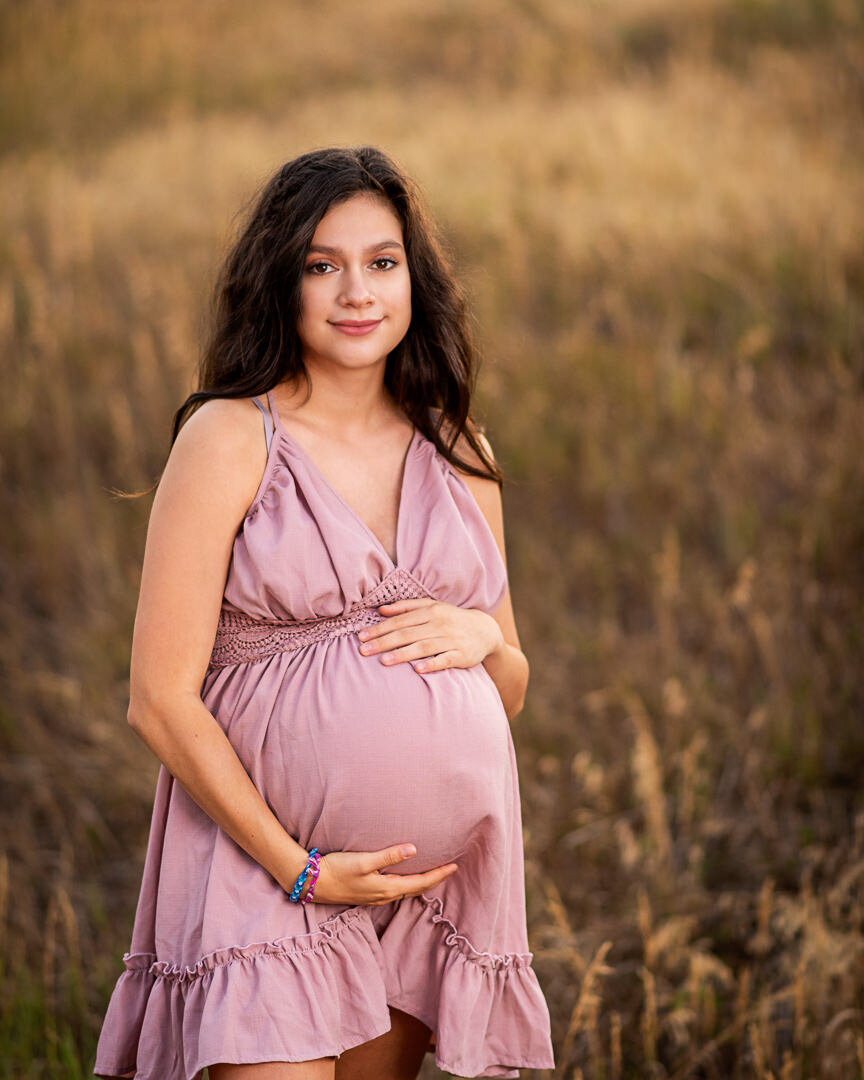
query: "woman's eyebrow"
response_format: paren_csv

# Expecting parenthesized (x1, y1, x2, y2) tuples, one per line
(307, 240, 405, 255)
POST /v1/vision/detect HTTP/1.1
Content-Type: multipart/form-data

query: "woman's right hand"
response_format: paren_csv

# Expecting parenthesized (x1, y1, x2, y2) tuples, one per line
(299, 844, 458, 905)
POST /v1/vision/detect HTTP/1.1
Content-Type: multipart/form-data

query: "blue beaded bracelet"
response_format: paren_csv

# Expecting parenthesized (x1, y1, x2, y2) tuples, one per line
(288, 848, 320, 902)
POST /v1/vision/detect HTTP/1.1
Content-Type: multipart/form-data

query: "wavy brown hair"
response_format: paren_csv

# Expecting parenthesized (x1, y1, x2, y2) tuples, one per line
(167, 144, 502, 486)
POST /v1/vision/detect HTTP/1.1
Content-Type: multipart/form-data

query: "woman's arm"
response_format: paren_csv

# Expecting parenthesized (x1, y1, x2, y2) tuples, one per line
(455, 432, 531, 721)
(125, 397, 310, 895)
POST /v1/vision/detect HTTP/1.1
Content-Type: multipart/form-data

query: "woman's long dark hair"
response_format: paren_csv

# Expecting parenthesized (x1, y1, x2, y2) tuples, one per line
(170, 144, 502, 486)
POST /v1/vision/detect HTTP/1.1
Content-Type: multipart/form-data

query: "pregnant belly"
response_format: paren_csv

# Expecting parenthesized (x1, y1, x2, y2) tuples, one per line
(210, 636, 513, 877)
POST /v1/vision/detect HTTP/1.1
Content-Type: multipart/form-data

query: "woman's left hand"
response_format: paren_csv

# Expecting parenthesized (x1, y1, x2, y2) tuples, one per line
(356, 598, 505, 673)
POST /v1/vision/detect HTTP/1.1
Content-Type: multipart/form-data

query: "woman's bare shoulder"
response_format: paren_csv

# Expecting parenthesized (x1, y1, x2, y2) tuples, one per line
(160, 395, 269, 517)
(175, 394, 262, 447)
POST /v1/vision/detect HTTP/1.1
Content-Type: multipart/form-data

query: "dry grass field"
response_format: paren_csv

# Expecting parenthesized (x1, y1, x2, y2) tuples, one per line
(2, 0, 863, 1076)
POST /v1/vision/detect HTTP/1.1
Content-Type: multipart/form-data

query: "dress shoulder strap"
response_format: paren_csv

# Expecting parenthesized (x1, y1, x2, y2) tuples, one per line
(251, 395, 275, 454)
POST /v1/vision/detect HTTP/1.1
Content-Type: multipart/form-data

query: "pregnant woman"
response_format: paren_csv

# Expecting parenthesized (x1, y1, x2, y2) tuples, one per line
(93, 145, 555, 1080)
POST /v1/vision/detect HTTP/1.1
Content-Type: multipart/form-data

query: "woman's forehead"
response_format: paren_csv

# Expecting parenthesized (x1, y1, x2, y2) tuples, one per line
(313, 193, 402, 241)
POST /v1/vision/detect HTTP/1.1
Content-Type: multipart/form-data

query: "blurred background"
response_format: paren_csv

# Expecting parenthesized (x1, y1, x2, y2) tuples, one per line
(2, 0, 863, 1076)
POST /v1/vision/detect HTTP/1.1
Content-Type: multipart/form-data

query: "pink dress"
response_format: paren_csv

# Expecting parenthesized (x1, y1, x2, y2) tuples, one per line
(93, 390, 555, 1080)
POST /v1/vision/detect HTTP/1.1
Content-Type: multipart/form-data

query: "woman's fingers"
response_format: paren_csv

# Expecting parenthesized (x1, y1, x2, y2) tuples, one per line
(363, 845, 461, 891)
(364, 862, 459, 905)
(371, 862, 459, 901)
(310, 847, 459, 905)
(398, 863, 460, 894)
(363, 843, 418, 874)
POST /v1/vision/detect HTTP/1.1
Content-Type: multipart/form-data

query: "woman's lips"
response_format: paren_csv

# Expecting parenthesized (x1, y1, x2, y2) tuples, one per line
(329, 319, 383, 336)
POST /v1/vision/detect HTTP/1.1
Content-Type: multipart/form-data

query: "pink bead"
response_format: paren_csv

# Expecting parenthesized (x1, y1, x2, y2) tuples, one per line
(301, 851, 321, 896)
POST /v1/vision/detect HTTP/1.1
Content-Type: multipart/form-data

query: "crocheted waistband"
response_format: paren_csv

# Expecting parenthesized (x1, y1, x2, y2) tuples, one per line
(208, 568, 433, 668)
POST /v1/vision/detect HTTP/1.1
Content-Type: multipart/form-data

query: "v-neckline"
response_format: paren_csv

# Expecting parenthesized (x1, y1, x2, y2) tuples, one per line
(265, 389, 417, 572)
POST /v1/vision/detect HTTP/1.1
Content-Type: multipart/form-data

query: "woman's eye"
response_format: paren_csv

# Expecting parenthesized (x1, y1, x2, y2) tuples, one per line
(306, 257, 397, 274)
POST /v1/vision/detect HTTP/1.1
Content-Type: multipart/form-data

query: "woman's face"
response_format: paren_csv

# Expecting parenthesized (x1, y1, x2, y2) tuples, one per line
(297, 192, 412, 375)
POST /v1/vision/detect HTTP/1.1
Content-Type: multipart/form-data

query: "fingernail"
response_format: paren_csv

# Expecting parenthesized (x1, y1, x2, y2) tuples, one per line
(400, 845, 416, 857)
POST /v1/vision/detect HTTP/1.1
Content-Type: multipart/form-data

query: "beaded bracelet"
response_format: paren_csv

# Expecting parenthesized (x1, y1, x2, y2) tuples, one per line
(288, 848, 319, 901)
(288, 848, 321, 903)
(301, 854, 321, 903)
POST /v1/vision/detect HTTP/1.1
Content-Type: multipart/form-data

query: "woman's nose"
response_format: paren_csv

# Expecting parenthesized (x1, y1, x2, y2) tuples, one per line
(339, 265, 374, 305)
